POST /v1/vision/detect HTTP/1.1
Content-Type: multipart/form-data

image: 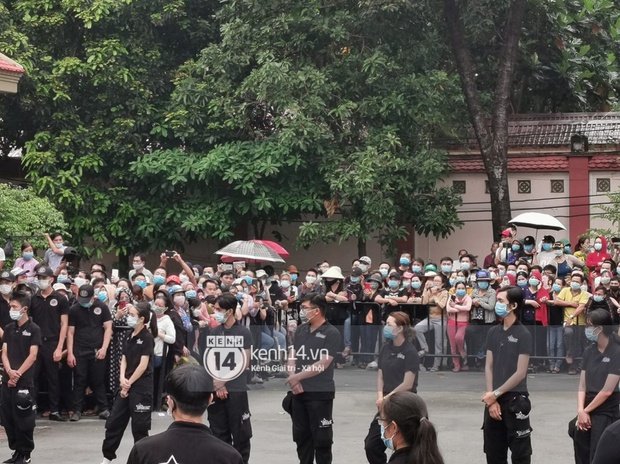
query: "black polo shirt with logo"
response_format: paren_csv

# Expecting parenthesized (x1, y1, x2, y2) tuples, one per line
(378, 340, 419, 394)
(68, 301, 112, 355)
(2, 319, 42, 388)
(124, 327, 154, 392)
(581, 340, 620, 414)
(30, 290, 70, 341)
(0, 297, 12, 333)
(210, 322, 253, 392)
(293, 320, 341, 397)
(486, 319, 532, 396)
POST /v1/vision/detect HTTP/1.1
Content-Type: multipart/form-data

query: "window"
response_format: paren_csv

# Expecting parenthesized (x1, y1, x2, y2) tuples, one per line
(550, 179, 564, 194)
(597, 178, 611, 193)
(517, 180, 531, 194)
(452, 180, 466, 194)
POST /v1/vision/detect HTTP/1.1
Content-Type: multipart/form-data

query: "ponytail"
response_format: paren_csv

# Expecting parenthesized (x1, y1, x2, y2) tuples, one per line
(135, 302, 159, 335)
(408, 416, 444, 464)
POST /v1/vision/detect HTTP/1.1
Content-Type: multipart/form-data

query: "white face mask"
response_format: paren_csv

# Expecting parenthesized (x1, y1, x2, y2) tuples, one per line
(306, 276, 317, 285)
(180, 274, 190, 283)
(0, 284, 12, 295)
(174, 296, 186, 306)
(74, 277, 88, 288)
(133, 263, 144, 270)
(9, 310, 22, 321)
(38, 279, 51, 291)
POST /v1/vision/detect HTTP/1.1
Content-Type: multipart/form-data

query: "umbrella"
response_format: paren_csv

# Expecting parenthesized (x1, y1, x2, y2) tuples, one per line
(508, 212, 566, 231)
(216, 240, 285, 263)
(250, 239, 290, 259)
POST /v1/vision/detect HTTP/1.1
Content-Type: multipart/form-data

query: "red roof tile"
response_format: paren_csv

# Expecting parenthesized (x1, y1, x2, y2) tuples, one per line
(0, 54, 24, 74)
(450, 156, 569, 173)
(589, 154, 620, 170)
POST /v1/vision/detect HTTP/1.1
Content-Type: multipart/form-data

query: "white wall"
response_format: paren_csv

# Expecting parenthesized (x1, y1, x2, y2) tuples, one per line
(589, 171, 620, 233)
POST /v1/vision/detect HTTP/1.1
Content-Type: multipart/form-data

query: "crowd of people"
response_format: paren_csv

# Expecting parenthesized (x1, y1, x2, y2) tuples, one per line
(1, 225, 620, 463)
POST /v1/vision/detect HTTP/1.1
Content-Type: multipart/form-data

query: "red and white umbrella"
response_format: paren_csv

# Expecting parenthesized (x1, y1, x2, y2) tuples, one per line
(216, 240, 286, 263)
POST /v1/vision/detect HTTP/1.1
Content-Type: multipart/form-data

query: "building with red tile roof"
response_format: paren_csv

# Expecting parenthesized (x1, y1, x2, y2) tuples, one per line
(0, 53, 25, 94)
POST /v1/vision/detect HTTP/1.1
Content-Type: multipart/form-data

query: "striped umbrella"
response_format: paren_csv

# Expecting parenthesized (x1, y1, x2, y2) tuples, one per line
(215, 240, 286, 263)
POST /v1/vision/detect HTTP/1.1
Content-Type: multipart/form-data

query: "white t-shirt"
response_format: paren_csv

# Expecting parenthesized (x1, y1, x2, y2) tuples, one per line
(154, 314, 176, 357)
(0, 247, 4, 261)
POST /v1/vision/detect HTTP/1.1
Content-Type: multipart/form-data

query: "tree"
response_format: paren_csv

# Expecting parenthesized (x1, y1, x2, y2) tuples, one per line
(0, 184, 68, 264)
(132, 0, 464, 255)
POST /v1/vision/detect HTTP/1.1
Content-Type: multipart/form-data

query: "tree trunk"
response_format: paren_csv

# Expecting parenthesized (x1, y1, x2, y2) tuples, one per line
(357, 236, 366, 257)
(444, 0, 526, 239)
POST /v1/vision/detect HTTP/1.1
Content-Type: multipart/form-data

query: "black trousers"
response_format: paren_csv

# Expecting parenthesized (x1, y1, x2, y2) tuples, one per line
(364, 414, 387, 464)
(102, 388, 152, 460)
(1, 385, 35, 455)
(208, 391, 252, 464)
(292, 394, 333, 464)
(569, 412, 620, 464)
(33, 340, 61, 413)
(73, 352, 108, 412)
(483, 400, 532, 464)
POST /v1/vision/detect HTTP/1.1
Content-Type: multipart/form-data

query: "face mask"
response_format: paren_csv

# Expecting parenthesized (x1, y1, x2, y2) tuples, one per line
(552, 284, 562, 293)
(38, 279, 51, 291)
(306, 276, 317, 285)
(411, 265, 422, 273)
(528, 278, 540, 287)
(455, 277, 465, 284)
(299, 309, 317, 324)
(291, 274, 298, 282)
(499, 269, 506, 277)
(460, 263, 471, 271)
(179, 274, 189, 284)
(281, 280, 291, 289)
(133, 263, 144, 270)
(601, 277, 611, 285)
(0, 284, 12, 295)
(185, 290, 197, 299)
(542, 244, 552, 252)
(617, 267, 620, 275)
(455, 289, 467, 298)
(489, 272, 497, 280)
(585, 327, 599, 343)
(581, 284, 588, 293)
(478, 281, 489, 290)
(506, 270, 517, 277)
(554, 250, 563, 257)
(152, 305, 166, 315)
(74, 277, 88, 288)
(126, 316, 139, 328)
(370, 282, 379, 290)
(449, 278, 456, 287)
(54, 242, 64, 248)
(494, 302, 510, 317)
(136, 281, 147, 289)
(388, 280, 399, 289)
(174, 296, 186, 306)
(358, 264, 369, 273)
(350, 277, 360, 284)
(570, 282, 582, 291)
(236, 293, 243, 301)
(383, 325, 398, 340)
(380, 269, 389, 277)
(97, 291, 108, 303)
(214, 311, 229, 324)
(524, 245, 534, 252)
(193, 309, 203, 317)
(594, 243, 603, 251)
(511, 245, 521, 252)
(593, 295, 605, 303)
(411, 281, 421, 290)
(153, 275, 166, 285)
(22, 252, 33, 260)
(441, 265, 452, 274)
(402, 280, 411, 288)
(517, 280, 527, 288)
(400, 258, 411, 266)
(380, 424, 395, 451)
(319, 267, 329, 274)
(80, 301, 93, 309)
(9, 310, 22, 321)
(58, 275, 71, 284)
(565, 247, 571, 254)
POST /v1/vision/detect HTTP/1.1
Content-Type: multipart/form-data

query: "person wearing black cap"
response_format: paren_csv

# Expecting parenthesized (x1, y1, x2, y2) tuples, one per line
(127, 363, 244, 464)
(0, 270, 16, 339)
(66, 284, 113, 422)
(536, 235, 557, 268)
(376, 272, 407, 320)
(28, 266, 69, 422)
(1, 291, 42, 464)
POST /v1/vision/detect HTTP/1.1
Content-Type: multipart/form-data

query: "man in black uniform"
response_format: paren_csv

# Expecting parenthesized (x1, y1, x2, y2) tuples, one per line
(29, 266, 69, 421)
(482, 286, 532, 464)
(1, 292, 42, 464)
(287, 293, 341, 464)
(66, 284, 112, 422)
(127, 363, 243, 464)
(208, 293, 253, 463)
(0, 270, 16, 338)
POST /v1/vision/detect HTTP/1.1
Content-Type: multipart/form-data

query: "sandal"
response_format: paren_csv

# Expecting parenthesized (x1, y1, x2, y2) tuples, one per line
(429, 366, 439, 372)
(342, 347, 352, 358)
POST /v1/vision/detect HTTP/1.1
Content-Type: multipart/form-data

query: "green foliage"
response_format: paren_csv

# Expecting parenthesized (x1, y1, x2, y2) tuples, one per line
(0, 184, 68, 258)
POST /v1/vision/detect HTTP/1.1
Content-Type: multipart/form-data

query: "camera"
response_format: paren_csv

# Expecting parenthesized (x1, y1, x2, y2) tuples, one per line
(165, 250, 175, 258)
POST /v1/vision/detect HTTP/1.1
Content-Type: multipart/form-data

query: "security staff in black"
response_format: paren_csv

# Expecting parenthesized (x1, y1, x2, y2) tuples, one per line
(1, 292, 42, 464)
(482, 286, 532, 464)
(208, 293, 254, 464)
(287, 293, 341, 464)
(365, 311, 419, 464)
(66, 284, 113, 422)
(101, 303, 156, 463)
(127, 363, 244, 464)
(0, 270, 16, 338)
(29, 265, 69, 422)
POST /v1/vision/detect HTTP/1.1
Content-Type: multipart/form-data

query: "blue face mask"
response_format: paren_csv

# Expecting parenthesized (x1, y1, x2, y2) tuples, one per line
(552, 284, 562, 293)
(388, 280, 399, 289)
(236, 293, 243, 301)
(455, 289, 467, 298)
(291, 274, 298, 282)
(380, 269, 388, 277)
(153, 275, 166, 286)
(542, 243, 552, 252)
(460, 262, 471, 271)
(564, 247, 571, 254)
(58, 275, 71, 284)
(350, 276, 360, 284)
(97, 291, 108, 303)
(441, 265, 452, 274)
(411, 281, 422, 290)
(528, 278, 540, 287)
(136, 281, 147, 289)
(494, 302, 510, 317)
(186, 290, 197, 299)
(594, 243, 603, 251)
(411, 265, 422, 273)
(517, 280, 528, 288)
(22, 252, 34, 260)
(478, 281, 489, 290)
(585, 327, 599, 343)
(593, 295, 604, 303)
(244, 276, 253, 285)
(383, 325, 398, 340)
(511, 245, 521, 252)
(570, 282, 582, 292)
(449, 278, 456, 287)
(80, 301, 93, 309)
(380, 424, 395, 450)
(400, 258, 411, 267)
(524, 245, 534, 252)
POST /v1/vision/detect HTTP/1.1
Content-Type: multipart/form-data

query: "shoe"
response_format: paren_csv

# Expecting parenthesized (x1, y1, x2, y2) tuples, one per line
(250, 375, 263, 385)
(429, 366, 439, 372)
(70, 411, 81, 422)
(49, 412, 67, 422)
(366, 361, 378, 370)
(418, 364, 426, 372)
(16, 455, 30, 464)
(568, 368, 578, 375)
(3, 451, 20, 463)
(452, 367, 460, 373)
(99, 410, 110, 420)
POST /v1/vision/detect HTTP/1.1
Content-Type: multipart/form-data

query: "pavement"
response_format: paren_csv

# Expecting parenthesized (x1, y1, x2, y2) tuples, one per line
(5, 368, 580, 464)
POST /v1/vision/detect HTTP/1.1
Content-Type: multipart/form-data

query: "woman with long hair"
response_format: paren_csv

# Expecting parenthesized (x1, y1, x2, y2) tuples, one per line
(377, 392, 444, 464)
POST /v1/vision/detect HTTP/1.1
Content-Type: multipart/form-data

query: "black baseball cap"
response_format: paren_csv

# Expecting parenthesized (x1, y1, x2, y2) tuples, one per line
(77, 284, 94, 304)
(36, 266, 54, 277)
(0, 270, 15, 283)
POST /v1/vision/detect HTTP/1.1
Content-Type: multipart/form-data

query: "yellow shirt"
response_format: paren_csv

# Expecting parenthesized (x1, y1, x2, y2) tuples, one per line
(557, 287, 589, 325)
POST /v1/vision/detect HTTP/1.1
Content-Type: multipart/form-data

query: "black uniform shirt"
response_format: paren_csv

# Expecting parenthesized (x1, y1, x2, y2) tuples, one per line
(293, 320, 341, 396)
(127, 421, 244, 464)
(581, 340, 620, 413)
(210, 322, 253, 392)
(591, 419, 620, 464)
(30, 291, 70, 340)
(68, 301, 112, 354)
(2, 319, 42, 387)
(388, 447, 412, 464)
(486, 320, 531, 395)
(124, 327, 154, 391)
(0, 297, 12, 333)
(378, 340, 419, 394)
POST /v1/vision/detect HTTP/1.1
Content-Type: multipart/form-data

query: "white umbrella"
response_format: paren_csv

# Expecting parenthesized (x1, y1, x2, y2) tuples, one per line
(215, 240, 286, 263)
(508, 212, 566, 231)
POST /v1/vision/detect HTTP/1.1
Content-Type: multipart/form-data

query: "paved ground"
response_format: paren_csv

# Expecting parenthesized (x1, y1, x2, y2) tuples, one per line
(5, 369, 580, 463)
